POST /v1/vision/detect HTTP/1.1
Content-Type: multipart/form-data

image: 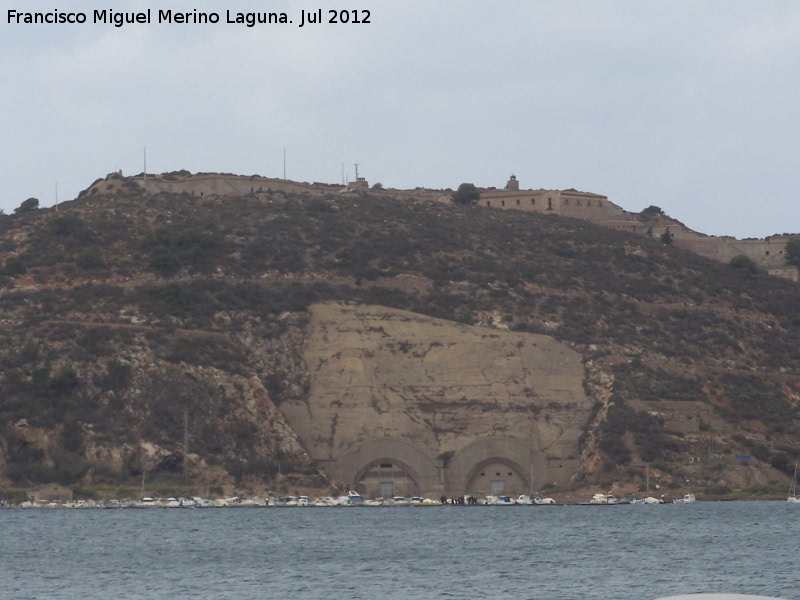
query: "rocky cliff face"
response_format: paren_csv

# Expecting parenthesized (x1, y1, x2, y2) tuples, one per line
(280, 303, 591, 490)
(0, 320, 312, 494)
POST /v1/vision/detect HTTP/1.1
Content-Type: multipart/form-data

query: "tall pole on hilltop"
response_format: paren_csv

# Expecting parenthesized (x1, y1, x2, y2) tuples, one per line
(144, 146, 147, 181)
(283, 147, 286, 180)
(55, 182, 58, 211)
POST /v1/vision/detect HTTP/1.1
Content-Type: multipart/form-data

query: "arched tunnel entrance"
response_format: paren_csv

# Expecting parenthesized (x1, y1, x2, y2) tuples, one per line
(333, 437, 560, 497)
(354, 459, 422, 498)
(446, 436, 549, 495)
(335, 439, 441, 497)
(463, 458, 529, 496)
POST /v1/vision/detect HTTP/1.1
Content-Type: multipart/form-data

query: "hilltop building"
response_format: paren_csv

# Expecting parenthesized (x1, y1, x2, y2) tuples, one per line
(347, 175, 369, 192)
(480, 176, 798, 282)
(480, 176, 645, 234)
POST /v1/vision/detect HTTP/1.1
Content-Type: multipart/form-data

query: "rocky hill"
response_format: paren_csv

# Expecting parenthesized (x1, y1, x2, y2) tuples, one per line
(1, 172, 799, 500)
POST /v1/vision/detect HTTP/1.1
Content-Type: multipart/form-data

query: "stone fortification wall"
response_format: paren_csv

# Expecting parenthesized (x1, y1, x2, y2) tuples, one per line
(135, 172, 326, 197)
(480, 176, 796, 281)
(654, 224, 799, 281)
(125, 171, 447, 204)
(98, 171, 796, 281)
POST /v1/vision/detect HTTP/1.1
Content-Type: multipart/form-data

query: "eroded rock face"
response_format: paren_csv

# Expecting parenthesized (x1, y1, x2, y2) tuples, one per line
(0, 351, 311, 492)
(279, 303, 593, 494)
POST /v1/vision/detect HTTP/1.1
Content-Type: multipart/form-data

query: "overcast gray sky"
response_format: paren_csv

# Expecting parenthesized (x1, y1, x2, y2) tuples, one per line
(2, 1, 799, 238)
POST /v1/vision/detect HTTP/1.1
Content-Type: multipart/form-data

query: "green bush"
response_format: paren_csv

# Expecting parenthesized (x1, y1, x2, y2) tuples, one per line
(452, 183, 480, 205)
(769, 452, 794, 475)
(148, 282, 190, 312)
(640, 205, 665, 217)
(785, 237, 800, 268)
(76, 248, 105, 270)
(15, 197, 39, 213)
(49, 213, 88, 239)
(729, 255, 758, 274)
(149, 245, 180, 275)
(97, 359, 132, 392)
(3, 256, 26, 275)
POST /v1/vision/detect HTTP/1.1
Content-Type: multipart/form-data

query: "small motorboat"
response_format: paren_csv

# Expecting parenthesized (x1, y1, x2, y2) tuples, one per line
(587, 493, 619, 505)
(674, 493, 696, 503)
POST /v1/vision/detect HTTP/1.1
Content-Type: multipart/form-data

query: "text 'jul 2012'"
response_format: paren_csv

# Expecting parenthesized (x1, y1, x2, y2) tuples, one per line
(7, 8, 372, 28)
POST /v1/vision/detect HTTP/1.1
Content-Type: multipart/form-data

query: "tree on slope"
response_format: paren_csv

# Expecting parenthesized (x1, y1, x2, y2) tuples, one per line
(785, 237, 800, 268)
(15, 197, 39, 214)
(452, 183, 480, 205)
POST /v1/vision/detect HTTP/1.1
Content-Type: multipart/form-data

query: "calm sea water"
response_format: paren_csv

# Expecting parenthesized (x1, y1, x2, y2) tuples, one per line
(1, 502, 798, 600)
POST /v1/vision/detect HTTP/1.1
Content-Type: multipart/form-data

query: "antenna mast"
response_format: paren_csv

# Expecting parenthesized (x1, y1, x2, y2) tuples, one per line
(143, 146, 147, 181)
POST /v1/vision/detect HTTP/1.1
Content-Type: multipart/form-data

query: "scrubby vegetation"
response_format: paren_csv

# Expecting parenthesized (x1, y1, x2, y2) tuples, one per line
(1, 179, 799, 495)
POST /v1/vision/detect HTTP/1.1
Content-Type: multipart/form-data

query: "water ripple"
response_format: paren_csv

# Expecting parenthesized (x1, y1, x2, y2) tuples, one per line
(1, 502, 798, 599)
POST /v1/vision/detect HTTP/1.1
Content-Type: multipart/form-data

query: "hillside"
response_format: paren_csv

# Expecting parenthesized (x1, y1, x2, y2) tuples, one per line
(1, 173, 799, 500)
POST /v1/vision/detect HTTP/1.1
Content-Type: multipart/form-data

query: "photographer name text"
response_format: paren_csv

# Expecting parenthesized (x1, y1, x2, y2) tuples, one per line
(7, 8, 371, 28)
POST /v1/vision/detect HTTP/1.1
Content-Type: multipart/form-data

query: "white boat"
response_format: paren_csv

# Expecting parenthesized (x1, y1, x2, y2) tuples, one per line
(675, 493, 696, 503)
(311, 496, 337, 507)
(789, 462, 799, 503)
(347, 491, 364, 505)
(389, 496, 411, 506)
(588, 493, 619, 505)
(494, 495, 516, 505)
(285, 496, 311, 507)
(481, 495, 515, 505)
(516, 494, 536, 505)
(411, 497, 441, 506)
(535, 496, 556, 505)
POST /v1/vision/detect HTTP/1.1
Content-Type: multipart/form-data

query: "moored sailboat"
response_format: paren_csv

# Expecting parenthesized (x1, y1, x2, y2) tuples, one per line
(788, 462, 799, 504)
